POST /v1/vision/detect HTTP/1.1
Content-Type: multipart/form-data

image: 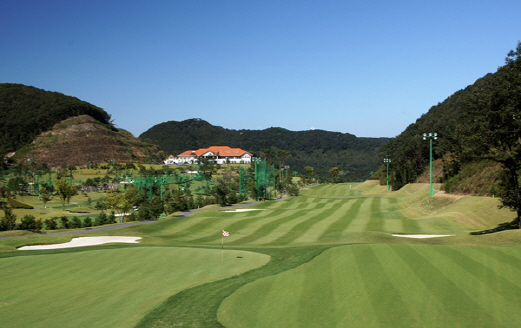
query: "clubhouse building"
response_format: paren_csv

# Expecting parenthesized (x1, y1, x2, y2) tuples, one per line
(164, 146, 252, 165)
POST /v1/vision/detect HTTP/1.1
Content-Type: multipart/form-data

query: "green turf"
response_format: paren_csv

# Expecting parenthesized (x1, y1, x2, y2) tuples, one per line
(1, 182, 521, 328)
(219, 244, 521, 328)
(0, 246, 269, 328)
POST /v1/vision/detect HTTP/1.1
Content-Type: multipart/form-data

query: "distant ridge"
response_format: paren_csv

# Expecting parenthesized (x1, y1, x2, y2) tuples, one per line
(140, 118, 389, 180)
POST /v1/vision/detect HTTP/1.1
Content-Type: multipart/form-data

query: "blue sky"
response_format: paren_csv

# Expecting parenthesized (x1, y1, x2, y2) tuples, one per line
(1, 0, 520, 138)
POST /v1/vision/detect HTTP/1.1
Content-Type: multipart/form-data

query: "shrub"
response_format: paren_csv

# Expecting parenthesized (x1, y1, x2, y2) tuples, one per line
(187, 196, 195, 210)
(107, 211, 116, 224)
(84, 217, 93, 227)
(237, 193, 247, 203)
(137, 206, 151, 221)
(70, 216, 83, 229)
(195, 195, 205, 208)
(20, 215, 37, 230)
(95, 212, 107, 226)
(288, 184, 300, 196)
(34, 218, 43, 232)
(127, 212, 137, 221)
(44, 217, 58, 230)
(60, 216, 70, 229)
(95, 198, 108, 210)
(227, 191, 238, 205)
(442, 160, 502, 196)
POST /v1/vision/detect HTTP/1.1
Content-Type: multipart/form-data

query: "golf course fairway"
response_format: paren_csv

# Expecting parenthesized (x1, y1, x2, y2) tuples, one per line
(218, 243, 521, 328)
(2, 182, 521, 327)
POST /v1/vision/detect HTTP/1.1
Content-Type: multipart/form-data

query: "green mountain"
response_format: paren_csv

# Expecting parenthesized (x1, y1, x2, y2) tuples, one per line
(378, 42, 521, 195)
(139, 118, 389, 180)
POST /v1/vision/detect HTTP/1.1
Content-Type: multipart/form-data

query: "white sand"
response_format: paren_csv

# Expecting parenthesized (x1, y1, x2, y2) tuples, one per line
(18, 236, 141, 250)
(392, 234, 452, 239)
(223, 209, 266, 212)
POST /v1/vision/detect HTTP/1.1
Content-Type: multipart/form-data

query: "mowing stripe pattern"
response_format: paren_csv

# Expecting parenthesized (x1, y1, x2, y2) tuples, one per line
(149, 184, 462, 247)
(219, 244, 521, 328)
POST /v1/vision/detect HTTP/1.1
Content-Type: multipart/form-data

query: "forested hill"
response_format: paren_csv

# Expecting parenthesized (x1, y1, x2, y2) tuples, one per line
(0, 83, 113, 152)
(139, 118, 389, 180)
(378, 43, 521, 193)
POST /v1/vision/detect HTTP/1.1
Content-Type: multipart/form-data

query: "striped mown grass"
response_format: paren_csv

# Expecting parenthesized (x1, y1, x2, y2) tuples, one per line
(219, 244, 521, 328)
(1, 182, 520, 328)
(116, 184, 508, 248)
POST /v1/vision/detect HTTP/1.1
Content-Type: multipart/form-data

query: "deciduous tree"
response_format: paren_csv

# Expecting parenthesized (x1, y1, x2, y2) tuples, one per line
(55, 179, 77, 211)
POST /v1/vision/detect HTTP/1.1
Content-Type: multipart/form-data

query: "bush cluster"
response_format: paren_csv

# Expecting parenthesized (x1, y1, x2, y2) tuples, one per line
(42, 212, 119, 230)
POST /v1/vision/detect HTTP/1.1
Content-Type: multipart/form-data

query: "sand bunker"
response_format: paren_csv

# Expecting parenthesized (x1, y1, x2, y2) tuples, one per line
(392, 234, 452, 239)
(18, 236, 141, 250)
(223, 209, 266, 212)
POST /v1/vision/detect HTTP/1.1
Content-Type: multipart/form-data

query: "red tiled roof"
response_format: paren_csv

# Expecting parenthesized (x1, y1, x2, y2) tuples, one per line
(177, 146, 251, 157)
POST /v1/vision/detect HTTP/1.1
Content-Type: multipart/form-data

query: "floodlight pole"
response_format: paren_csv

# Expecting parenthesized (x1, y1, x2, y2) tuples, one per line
(423, 133, 437, 196)
(383, 158, 391, 191)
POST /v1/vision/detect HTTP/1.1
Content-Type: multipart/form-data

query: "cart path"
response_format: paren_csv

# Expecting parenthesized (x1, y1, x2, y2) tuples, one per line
(0, 199, 280, 241)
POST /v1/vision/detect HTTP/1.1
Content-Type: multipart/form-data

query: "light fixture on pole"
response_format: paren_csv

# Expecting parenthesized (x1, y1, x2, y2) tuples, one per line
(423, 133, 437, 196)
(383, 158, 391, 191)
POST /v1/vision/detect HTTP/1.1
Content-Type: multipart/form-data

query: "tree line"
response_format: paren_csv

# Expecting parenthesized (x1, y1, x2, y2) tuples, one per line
(378, 42, 521, 228)
(139, 119, 388, 180)
(1, 159, 305, 232)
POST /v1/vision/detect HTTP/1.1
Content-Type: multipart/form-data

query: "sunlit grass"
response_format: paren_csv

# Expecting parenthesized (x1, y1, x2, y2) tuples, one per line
(1, 182, 521, 327)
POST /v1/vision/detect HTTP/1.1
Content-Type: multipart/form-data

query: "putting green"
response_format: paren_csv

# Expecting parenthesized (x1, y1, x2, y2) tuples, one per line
(0, 247, 269, 328)
(219, 244, 521, 328)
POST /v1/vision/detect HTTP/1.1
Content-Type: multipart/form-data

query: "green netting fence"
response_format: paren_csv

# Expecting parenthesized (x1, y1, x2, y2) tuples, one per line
(239, 158, 276, 200)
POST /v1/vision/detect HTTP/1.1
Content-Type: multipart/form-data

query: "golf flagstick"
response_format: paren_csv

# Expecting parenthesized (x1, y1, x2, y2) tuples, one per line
(222, 230, 229, 262)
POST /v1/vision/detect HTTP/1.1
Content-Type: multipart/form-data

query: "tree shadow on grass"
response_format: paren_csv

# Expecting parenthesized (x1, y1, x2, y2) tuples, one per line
(470, 217, 519, 235)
